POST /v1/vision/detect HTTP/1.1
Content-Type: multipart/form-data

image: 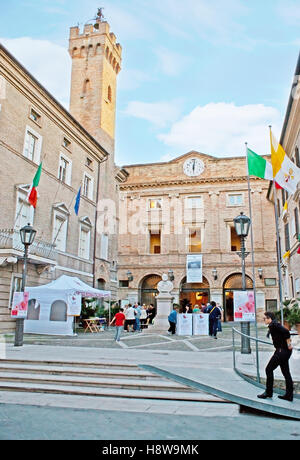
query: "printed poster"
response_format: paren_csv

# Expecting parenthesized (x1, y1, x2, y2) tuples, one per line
(233, 290, 255, 322)
(11, 292, 29, 318)
(67, 293, 82, 316)
(193, 313, 209, 336)
(177, 314, 193, 335)
(186, 254, 203, 283)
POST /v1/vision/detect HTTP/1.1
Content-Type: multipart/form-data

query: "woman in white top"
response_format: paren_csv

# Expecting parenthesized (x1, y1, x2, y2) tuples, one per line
(140, 304, 148, 329)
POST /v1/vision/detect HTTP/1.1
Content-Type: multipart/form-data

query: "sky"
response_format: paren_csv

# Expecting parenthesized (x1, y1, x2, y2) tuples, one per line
(0, 0, 299, 166)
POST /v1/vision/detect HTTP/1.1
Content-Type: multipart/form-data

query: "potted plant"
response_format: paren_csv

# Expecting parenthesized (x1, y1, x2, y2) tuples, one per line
(288, 306, 300, 334)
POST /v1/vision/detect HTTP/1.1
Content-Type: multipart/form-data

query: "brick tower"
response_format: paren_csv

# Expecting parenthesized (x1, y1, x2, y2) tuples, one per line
(68, 10, 122, 296)
(68, 10, 122, 146)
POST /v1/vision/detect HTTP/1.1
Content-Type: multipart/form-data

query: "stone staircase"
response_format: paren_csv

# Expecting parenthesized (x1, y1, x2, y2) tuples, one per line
(0, 358, 229, 403)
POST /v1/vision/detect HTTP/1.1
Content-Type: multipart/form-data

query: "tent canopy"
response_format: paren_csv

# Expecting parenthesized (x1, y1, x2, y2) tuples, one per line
(26, 275, 111, 299)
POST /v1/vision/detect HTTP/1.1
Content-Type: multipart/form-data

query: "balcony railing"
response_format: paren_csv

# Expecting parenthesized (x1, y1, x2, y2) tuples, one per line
(0, 229, 57, 261)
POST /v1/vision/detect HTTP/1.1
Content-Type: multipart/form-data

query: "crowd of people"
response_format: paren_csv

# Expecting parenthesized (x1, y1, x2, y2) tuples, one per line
(168, 301, 223, 338)
(110, 303, 156, 341)
(111, 300, 223, 342)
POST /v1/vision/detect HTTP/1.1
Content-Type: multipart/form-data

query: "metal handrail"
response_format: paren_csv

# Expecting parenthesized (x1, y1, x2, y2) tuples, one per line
(232, 326, 300, 387)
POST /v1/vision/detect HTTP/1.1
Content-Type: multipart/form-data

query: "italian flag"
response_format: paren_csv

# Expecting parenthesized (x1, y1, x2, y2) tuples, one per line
(247, 148, 273, 180)
(28, 162, 42, 208)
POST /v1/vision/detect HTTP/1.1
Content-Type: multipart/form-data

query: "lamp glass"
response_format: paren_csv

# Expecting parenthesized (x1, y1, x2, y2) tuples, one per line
(234, 212, 251, 238)
(20, 224, 36, 246)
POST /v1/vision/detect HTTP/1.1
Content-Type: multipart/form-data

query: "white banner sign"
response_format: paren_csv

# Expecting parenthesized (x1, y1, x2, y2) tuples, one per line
(234, 290, 255, 322)
(193, 313, 209, 336)
(67, 294, 82, 316)
(186, 254, 203, 283)
(176, 314, 193, 335)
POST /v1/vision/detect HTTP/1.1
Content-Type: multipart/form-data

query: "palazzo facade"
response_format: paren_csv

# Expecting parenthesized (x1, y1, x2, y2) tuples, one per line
(117, 151, 279, 321)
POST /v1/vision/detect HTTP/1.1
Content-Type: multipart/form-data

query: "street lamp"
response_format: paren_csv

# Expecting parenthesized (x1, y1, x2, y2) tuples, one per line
(127, 270, 133, 282)
(168, 269, 174, 282)
(234, 212, 251, 354)
(14, 223, 36, 347)
(212, 268, 218, 281)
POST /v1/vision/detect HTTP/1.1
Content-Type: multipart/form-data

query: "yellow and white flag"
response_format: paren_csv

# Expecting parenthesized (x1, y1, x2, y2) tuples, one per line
(270, 129, 300, 194)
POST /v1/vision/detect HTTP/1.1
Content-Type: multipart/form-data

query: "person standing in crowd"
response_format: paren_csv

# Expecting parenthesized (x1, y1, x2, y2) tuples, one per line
(110, 308, 126, 342)
(193, 304, 200, 313)
(216, 303, 223, 332)
(147, 304, 156, 325)
(258, 311, 294, 402)
(187, 304, 193, 314)
(125, 303, 136, 332)
(140, 304, 148, 329)
(134, 302, 142, 332)
(168, 305, 178, 335)
(207, 301, 221, 339)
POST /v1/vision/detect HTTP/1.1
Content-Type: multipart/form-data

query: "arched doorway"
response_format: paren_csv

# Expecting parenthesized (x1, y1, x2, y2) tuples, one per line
(180, 276, 210, 311)
(223, 273, 253, 322)
(139, 275, 162, 307)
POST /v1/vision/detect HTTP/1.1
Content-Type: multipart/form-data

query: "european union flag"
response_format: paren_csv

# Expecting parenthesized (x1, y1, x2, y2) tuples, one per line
(74, 187, 81, 216)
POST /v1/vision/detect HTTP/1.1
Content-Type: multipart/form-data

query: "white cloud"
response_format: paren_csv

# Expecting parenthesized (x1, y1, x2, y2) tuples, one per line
(158, 102, 282, 157)
(0, 37, 71, 108)
(124, 100, 182, 128)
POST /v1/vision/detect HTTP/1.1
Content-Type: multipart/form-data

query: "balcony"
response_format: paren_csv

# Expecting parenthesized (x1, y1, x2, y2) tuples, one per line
(0, 229, 57, 266)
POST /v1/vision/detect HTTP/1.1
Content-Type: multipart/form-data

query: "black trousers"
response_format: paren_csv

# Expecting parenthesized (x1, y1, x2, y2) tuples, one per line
(168, 321, 176, 335)
(265, 349, 293, 397)
(209, 319, 218, 337)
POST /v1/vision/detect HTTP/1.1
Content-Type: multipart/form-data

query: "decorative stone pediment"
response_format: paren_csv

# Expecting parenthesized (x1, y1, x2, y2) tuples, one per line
(53, 203, 70, 215)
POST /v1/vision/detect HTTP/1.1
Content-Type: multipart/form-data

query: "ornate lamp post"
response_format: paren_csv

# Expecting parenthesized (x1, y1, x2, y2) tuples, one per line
(234, 212, 251, 354)
(14, 223, 37, 347)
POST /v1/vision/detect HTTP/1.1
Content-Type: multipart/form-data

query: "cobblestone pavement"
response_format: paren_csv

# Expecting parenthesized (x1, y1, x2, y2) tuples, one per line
(4, 323, 277, 351)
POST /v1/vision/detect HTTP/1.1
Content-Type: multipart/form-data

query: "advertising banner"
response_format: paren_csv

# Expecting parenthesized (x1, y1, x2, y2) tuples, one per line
(186, 254, 203, 283)
(233, 290, 255, 322)
(193, 313, 209, 335)
(176, 314, 193, 335)
(11, 292, 29, 318)
(67, 293, 82, 316)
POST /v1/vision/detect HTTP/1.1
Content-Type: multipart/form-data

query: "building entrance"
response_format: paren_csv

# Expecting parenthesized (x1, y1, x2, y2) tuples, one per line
(179, 276, 210, 311)
(223, 273, 253, 322)
(139, 274, 162, 307)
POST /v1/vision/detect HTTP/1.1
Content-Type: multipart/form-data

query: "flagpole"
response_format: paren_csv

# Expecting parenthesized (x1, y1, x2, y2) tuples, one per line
(269, 126, 284, 325)
(272, 182, 284, 325)
(245, 143, 260, 383)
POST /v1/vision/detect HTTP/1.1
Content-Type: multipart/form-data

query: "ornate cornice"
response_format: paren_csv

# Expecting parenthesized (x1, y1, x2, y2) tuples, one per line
(119, 175, 267, 191)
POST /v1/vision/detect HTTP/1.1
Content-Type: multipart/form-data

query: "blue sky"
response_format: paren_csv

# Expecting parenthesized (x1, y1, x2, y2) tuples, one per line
(1, 0, 299, 165)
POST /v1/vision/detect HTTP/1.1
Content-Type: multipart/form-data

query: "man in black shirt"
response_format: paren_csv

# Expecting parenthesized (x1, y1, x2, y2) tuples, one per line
(258, 311, 294, 402)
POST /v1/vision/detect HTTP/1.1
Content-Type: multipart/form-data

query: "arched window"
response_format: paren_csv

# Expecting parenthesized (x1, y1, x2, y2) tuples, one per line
(27, 299, 40, 320)
(106, 47, 109, 59)
(80, 46, 85, 57)
(82, 79, 90, 96)
(96, 43, 101, 55)
(72, 47, 78, 58)
(108, 85, 112, 102)
(50, 300, 67, 322)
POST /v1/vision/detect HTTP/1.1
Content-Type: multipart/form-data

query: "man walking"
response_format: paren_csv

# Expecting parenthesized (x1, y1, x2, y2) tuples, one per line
(110, 307, 126, 342)
(207, 301, 221, 339)
(258, 311, 294, 402)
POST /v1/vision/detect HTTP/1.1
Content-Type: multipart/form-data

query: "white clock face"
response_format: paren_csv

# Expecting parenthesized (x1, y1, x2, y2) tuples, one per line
(183, 158, 205, 177)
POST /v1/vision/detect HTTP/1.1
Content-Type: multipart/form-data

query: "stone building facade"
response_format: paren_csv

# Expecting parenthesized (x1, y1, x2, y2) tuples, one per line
(0, 14, 123, 332)
(272, 52, 300, 300)
(117, 151, 279, 321)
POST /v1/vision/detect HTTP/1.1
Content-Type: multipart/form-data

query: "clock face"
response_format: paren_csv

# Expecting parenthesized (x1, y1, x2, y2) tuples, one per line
(183, 158, 205, 177)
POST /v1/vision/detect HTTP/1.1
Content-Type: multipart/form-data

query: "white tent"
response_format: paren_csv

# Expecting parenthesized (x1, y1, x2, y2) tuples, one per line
(24, 275, 111, 336)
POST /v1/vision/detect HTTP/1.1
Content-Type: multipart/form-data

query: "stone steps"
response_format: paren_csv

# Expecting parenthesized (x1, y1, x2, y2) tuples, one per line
(0, 358, 228, 403)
